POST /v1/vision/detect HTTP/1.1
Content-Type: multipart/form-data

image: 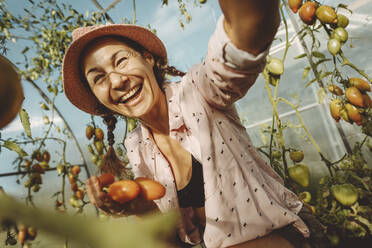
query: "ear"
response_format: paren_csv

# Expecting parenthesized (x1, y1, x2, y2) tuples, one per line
(142, 50, 155, 67)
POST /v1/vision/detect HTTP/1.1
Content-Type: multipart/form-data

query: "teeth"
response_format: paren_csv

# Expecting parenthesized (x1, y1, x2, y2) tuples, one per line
(120, 85, 141, 102)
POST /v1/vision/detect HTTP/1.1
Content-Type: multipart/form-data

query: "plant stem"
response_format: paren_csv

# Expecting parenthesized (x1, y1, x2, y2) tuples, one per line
(277, 97, 321, 153)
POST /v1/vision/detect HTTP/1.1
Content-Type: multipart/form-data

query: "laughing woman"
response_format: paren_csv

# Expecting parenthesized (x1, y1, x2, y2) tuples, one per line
(62, 1, 328, 247)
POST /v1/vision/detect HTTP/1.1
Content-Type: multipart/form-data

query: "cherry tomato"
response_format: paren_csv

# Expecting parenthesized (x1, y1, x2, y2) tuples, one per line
(98, 173, 115, 187)
(108, 180, 140, 204)
(71, 165, 81, 176)
(135, 177, 166, 200)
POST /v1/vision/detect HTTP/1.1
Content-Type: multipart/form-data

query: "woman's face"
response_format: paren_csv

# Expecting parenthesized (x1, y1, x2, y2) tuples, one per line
(82, 37, 162, 118)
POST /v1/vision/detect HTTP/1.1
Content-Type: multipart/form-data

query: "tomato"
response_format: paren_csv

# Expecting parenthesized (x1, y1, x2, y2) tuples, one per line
(336, 14, 349, 28)
(42, 151, 50, 163)
(349, 77, 371, 92)
(94, 141, 104, 155)
(18, 226, 26, 246)
(71, 165, 81, 176)
(95, 128, 104, 141)
(68, 173, 76, 184)
(71, 182, 78, 192)
(345, 103, 362, 125)
(108, 180, 140, 204)
(135, 177, 166, 200)
(332, 27, 348, 43)
(75, 189, 85, 200)
(328, 84, 343, 96)
(266, 57, 284, 76)
(32, 150, 43, 162)
(299, 191, 311, 203)
(289, 0, 302, 14)
(289, 150, 304, 163)
(315, 5, 337, 24)
(331, 183, 358, 206)
(98, 173, 115, 187)
(0, 54, 24, 129)
(327, 39, 341, 56)
(362, 93, 372, 108)
(86, 125, 94, 140)
(288, 163, 310, 187)
(299, 2, 317, 25)
(345, 87, 364, 107)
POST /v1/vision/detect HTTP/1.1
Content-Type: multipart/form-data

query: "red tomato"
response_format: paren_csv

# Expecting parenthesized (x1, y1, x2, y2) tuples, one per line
(71, 165, 81, 176)
(108, 180, 140, 204)
(135, 177, 166, 200)
(98, 173, 115, 187)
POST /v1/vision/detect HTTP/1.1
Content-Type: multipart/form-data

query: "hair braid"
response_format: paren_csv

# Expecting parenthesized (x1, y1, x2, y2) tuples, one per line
(103, 114, 117, 147)
(100, 114, 130, 179)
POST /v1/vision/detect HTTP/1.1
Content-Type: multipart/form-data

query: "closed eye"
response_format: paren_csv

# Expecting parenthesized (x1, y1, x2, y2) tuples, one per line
(94, 74, 105, 84)
(116, 57, 128, 67)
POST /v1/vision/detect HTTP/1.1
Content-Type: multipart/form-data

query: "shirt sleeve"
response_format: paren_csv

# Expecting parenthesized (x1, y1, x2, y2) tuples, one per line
(189, 15, 271, 109)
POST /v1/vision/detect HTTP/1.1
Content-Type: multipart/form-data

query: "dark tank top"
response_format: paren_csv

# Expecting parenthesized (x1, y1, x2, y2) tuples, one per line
(176, 155, 205, 208)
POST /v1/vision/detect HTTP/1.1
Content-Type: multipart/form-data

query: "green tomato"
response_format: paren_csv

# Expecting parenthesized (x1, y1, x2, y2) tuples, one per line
(289, 150, 304, 163)
(299, 191, 311, 203)
(327, 39, 341, 56)
(266, 58, 284, 76)
(337, 14, 349, 28)
(288, 163, 310, 187)
(332, 27, 348, 43)
(331, 183, 358, 206)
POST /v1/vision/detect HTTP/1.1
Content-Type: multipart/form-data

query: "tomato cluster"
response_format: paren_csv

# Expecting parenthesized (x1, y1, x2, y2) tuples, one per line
(67, 165, 85, 208)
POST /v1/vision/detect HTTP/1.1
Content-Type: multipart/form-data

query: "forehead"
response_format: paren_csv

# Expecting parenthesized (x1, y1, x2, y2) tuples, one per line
(82, 37, 139, 69)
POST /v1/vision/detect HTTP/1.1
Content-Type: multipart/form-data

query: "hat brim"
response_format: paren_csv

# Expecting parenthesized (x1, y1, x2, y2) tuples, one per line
(62, 24, 167, 116)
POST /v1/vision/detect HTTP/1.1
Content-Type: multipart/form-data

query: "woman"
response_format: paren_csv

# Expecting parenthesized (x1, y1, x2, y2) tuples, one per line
(62, 1, 328, 247)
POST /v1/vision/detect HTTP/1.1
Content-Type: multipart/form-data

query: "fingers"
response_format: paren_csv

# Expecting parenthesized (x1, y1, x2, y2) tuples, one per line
(86, 176, 107, 208)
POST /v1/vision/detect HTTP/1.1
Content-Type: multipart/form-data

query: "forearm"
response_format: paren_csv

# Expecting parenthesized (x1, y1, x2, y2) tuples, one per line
(219, 0, 280, 55)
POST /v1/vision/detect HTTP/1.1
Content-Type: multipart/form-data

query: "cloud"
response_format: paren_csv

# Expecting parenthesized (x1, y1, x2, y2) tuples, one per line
(3, 116, 63, 133)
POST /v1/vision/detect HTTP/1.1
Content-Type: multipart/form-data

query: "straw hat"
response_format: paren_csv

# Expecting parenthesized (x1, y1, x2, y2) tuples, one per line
(62, 24, 167, 116)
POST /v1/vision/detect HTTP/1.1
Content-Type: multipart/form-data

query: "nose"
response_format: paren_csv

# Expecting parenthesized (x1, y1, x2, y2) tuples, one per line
(108, 71, 128, 90)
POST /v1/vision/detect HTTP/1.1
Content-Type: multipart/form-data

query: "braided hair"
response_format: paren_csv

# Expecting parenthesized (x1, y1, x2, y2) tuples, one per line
(100, 114, 131, 178)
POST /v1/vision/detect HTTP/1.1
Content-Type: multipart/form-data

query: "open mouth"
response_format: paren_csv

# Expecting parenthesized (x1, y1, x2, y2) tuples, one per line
(119, 84, 143, 104)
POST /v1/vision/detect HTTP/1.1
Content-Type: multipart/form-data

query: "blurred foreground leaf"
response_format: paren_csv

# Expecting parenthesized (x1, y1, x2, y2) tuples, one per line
(0, 195, 178, 248)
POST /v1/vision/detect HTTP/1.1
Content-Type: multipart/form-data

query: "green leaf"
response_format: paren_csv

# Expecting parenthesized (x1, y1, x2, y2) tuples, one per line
(320, 71, 333, 79)
(305, 78, 317, 88)
(302, 66, 311, 80)
(312, 51, 326, 59)
(315, 58, 332, 68)
(19, 109, 32, 138)
(3, 140, 28, 157)
(294, 53, 306, 59)
(338, 4, 352, 13)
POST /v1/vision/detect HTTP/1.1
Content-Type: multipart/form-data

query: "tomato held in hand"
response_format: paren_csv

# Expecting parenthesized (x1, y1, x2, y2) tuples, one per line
(98, 173, 115, 187)
(135, 177, 166, 200)
(108, 180, 140, 204)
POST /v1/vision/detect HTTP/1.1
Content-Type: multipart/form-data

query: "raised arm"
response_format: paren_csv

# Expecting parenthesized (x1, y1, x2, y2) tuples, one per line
(219, 0, 281, 56)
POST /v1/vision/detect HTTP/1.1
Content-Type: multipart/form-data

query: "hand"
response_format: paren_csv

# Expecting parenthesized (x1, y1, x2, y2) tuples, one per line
(86, 176, 159, 217)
